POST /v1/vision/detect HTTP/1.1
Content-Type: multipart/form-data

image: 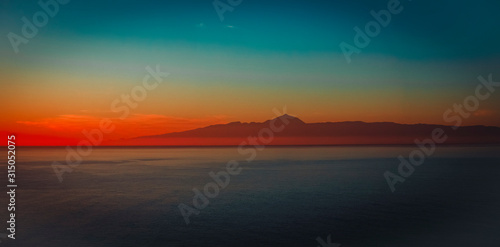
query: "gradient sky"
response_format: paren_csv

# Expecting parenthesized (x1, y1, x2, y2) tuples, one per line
(1, 0, 500, 144)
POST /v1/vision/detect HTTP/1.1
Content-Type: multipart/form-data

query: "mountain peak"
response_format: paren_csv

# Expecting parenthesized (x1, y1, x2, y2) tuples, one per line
(272, 114, 306, 125)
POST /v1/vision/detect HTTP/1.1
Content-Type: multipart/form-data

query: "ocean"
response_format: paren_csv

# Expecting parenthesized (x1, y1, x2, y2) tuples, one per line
(3, 146, 500, 247)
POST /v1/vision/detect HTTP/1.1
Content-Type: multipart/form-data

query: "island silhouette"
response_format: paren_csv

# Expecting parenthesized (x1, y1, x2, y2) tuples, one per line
(107, 114, 500, 146)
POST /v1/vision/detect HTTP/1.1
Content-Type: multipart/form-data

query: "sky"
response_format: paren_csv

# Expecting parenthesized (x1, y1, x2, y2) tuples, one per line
(1, 0, 500, 145)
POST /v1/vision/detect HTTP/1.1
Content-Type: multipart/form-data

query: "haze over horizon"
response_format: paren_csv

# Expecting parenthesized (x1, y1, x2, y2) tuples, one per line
(7, 113, 499, 146)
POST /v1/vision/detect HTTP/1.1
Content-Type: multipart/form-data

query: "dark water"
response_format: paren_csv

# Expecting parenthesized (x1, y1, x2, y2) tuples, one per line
(2, 146, 500, 247)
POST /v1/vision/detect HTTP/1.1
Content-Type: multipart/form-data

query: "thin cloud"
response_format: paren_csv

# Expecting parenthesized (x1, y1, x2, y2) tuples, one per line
(17, 114, 232, 138)
(474, 109, 496, 117)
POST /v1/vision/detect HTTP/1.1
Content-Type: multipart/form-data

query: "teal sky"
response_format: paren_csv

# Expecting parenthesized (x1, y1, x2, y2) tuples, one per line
(2, 0, 500, 82)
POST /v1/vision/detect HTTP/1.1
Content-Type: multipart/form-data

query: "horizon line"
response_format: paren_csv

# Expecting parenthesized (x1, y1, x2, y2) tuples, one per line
(5, 143, 500, 148)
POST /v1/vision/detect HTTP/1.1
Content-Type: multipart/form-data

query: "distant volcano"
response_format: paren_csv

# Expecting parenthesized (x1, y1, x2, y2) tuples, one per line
(110, 115, 500, 146)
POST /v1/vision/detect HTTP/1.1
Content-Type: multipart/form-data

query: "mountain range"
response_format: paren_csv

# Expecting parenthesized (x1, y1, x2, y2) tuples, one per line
(110, 114, 500, 146)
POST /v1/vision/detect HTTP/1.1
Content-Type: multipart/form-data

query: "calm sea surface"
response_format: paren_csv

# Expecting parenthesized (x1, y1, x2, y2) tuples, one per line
(3, 146, 500, 247)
